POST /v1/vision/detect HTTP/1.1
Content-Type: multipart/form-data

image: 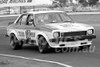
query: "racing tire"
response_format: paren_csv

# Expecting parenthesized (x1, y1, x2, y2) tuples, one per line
(38, 36, 49, 53)
(10, 34, 23, 50)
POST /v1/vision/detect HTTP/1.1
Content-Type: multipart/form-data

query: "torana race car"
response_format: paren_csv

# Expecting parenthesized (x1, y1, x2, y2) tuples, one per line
(6, 10, 96, 53)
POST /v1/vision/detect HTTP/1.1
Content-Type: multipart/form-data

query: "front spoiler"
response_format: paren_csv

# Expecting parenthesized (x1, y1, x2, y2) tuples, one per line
(50, 35, 96, 43)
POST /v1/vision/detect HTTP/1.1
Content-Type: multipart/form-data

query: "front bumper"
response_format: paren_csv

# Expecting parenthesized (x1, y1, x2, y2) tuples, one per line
(50, 35, 96, 43)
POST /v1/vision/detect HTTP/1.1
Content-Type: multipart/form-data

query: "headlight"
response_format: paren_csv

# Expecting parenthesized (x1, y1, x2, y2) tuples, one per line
(53, 32, 60, 38)
(87, 29, 93, 35)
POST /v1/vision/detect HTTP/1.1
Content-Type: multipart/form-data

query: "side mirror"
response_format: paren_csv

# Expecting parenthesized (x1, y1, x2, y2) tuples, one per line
(8, 22, 13, 26)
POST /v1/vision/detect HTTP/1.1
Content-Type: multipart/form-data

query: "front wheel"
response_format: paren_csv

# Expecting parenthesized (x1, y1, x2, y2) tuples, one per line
(10, 34, 23, 50)
(38, 36, 49, 53)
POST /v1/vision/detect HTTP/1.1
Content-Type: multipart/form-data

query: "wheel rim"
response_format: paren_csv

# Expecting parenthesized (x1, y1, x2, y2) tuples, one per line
(38, 37, 47, 52)
(10, 36, 18, 49)
(10, 39, 16, 49)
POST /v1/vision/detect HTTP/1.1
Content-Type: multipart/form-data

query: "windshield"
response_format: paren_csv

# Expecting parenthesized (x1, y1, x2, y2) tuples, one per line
(35, 12, 72, 25)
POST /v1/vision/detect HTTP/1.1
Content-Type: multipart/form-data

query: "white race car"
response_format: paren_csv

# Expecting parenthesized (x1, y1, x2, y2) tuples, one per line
(6, 10, 96, 53)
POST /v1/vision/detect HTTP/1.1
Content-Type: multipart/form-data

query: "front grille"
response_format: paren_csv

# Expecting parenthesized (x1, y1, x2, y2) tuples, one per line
(61, 31, 87, 37)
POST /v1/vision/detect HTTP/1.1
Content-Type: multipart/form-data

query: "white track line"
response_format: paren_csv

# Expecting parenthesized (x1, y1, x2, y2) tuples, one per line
(0, 53, 72, 67)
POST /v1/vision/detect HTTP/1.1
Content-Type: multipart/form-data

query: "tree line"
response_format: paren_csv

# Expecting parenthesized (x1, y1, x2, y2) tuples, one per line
(53, 0, 99, 7)
(79, 0, 99, 6)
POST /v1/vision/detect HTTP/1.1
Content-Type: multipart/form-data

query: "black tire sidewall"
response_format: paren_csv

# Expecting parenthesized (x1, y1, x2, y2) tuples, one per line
(38, 36, 48, 53)
(10, 34, 21, 50)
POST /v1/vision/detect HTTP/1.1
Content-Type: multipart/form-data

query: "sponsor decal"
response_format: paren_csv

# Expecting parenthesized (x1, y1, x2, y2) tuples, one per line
(30, 32, 35, 37)
(25, 30, 35, 39)
(0, 0, 32, 4)
(9, 0, 26, 3)
(25, 30, 31, 39)
(18, 31, 24, 37)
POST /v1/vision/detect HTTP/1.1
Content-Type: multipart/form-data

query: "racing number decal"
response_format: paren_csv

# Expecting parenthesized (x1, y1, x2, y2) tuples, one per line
(25, 30, 35, 39)
(25, 30, 30, 39)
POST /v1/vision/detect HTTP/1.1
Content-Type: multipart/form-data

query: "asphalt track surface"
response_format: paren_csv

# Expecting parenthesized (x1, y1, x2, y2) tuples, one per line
(0, 14, 100, 67)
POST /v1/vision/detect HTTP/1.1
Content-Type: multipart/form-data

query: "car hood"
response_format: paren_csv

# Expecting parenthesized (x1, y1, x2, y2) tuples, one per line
(43, 23, 94, 32)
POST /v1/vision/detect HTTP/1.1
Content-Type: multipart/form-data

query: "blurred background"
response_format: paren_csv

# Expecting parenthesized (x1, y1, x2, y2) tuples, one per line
(0, 0, 100, 15)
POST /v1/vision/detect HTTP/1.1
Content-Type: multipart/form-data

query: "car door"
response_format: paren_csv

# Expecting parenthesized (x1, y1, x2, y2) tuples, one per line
(15, 14, 36, 40)
(24, 14, 36, 40)
(14, 14, 28, 40)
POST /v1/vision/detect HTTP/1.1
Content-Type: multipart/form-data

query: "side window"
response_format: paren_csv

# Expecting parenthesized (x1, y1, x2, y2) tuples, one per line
(21, 15, 28, 25)
(27, 14, 34, 25)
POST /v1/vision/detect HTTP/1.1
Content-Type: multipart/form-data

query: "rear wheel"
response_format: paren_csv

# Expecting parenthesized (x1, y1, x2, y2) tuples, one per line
(10, 34, 23, 50)
(38, 36, 49, 53)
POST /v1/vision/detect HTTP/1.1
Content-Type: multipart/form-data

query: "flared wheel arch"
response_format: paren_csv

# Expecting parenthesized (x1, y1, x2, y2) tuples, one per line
(9, 33, 23, 50)
(36, 34, 50, 46)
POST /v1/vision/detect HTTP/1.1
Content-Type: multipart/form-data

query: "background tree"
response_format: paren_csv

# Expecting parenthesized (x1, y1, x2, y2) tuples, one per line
(79, 0, 99, 7)
(88, 0, 99, 6)
(54, 0, 67, 7)
(79, 0, 88, 7)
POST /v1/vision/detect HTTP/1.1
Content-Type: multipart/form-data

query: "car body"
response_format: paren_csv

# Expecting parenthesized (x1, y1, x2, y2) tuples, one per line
(6, 10, 96, 53)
